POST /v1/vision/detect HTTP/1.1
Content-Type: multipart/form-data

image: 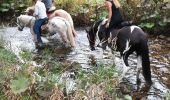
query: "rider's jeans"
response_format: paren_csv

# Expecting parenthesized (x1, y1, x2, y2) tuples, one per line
(33, 17, 48, 43)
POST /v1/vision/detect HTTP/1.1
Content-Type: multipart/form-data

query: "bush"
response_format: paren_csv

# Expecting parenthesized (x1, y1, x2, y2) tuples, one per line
(121, 0, 170, 35)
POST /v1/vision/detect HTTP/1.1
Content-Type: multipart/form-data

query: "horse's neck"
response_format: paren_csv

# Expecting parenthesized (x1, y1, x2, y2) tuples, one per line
(110, 29, 120, 39)
(23, 16, 35, 27)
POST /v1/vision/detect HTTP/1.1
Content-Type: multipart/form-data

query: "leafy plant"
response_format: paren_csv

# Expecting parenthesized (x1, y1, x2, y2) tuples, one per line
(10, 76, 30, 94)
(75, 63, 118, 97)
(139, 22, 155, 29)
(158, 21, 167, 27)
(0, 47, 18, 65)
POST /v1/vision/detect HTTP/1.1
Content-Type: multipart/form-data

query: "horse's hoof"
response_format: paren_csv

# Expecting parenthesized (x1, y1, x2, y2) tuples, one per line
(137, 78, 141, 85)
(36, 42, 46, 49)
(146, 80, 153, 86)
(91, 47, 95, 51)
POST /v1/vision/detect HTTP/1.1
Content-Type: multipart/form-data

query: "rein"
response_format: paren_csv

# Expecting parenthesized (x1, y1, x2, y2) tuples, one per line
(109, 27, 124, 50)
(110, 35, 118, 50)
(110, 26, 131, 51)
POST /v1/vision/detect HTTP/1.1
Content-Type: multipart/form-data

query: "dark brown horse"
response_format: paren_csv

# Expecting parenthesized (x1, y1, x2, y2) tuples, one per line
(86, 19, 152, 85)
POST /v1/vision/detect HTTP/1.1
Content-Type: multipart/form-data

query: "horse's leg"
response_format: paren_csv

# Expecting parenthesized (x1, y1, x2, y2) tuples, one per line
(68, 19, 77, 37)
(138, 41, 152, 85)
(123, 48, 134, 66)
(65, 20, 76, 48)
(134, 54, 142, 85)
(58, 30, 69, 44)
(120, 52, 131, 80)
(118, 40, 132, 80)
(67, 26, 76, 48)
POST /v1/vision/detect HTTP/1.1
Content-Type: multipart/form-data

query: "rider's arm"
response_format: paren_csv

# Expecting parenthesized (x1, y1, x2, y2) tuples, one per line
(33, 4, 39, 19)
(105, 1, 112, 24)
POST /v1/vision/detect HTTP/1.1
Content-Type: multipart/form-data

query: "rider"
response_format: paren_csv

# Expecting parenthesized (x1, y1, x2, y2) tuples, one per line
(105, 0, 124, 34)
(33, 0, 48, 48)
(105, 0, 133, 36)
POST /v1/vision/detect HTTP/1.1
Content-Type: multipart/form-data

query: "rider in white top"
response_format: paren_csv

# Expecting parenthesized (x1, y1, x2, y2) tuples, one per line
(33, 0, 48, 48)
(34, 0, 47, 19)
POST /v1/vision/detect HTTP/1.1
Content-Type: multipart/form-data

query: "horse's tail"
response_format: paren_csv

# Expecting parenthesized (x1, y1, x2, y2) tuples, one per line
(71, 25, 77, 37)
(66, 12, 77, 37)
(141, 40, 152, 85)
(64, 20, 76, 48)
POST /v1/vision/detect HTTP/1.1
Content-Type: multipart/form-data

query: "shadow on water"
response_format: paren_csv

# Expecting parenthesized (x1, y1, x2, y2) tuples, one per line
(0, 27, 170, 99)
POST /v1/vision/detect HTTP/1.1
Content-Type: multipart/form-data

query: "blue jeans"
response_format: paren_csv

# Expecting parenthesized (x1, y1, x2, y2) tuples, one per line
(33, 17, 48, 43)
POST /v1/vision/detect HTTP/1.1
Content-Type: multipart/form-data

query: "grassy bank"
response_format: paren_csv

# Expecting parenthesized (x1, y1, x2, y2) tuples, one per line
(0, 47, 122, 99)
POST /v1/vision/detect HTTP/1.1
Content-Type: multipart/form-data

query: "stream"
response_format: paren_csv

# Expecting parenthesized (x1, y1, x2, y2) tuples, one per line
(0, 27, 169, 99)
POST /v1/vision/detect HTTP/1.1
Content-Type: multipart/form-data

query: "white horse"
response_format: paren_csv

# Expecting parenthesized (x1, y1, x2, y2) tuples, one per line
(17, 14, 76, 48)
(48, 9, 77, 37)
(25, 7, 77, 37)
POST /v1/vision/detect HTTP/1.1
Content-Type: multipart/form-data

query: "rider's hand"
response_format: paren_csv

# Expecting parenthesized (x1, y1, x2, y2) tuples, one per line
(105, 22, 110, 28)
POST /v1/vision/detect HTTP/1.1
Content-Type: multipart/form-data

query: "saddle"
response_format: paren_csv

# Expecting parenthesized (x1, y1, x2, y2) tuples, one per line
(120, 20, 134, 27)
(107, 21, 134, 50)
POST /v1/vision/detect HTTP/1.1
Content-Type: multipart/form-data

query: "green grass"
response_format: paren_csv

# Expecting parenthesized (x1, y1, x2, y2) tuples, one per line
(0, 47, 18, 66)
(166, 92, 170, 100)
(0, 47, 120, 99)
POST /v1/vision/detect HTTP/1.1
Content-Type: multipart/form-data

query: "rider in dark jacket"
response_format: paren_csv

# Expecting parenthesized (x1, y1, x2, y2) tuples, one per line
(105, 0, 123, 29)
(105, 0, 124, 36)
(105, 0, 133, 36)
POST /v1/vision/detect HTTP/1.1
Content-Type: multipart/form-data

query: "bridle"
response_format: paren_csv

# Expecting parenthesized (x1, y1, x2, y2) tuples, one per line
(87, 22, 109, 48)
(17, 17, 24, 31)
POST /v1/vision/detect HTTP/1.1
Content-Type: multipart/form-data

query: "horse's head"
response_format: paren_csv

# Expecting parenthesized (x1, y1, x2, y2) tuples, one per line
(86, 19, 108, 50)
(17, 15, 35, 31)
(17, 16, 25, 31)
(86, 26, 96, 51)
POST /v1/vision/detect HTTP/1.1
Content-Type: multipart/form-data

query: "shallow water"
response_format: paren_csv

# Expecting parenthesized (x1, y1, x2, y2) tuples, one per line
(65, 29, 170, 100)
(0, 27, 169, 99)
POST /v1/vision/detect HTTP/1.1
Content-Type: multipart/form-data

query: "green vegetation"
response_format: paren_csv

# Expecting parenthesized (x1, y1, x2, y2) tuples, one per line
(0, 47, 121, 99)
(74, 63, 119, 99)
(0, 35, 4, 48)
(54, 0, 106, 26)
(1, 0, 170, 34)
(121, 0, 170, 34)
(166, 92, 170, 100)
(0, 47, 18, 66)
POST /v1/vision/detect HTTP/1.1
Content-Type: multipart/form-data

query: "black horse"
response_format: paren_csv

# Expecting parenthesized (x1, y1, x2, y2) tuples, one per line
(86, 19, 152, 85)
